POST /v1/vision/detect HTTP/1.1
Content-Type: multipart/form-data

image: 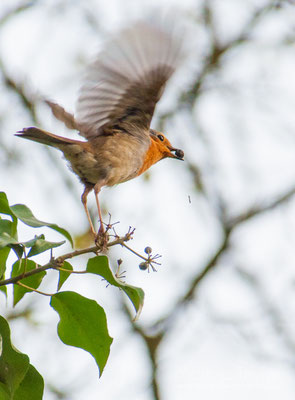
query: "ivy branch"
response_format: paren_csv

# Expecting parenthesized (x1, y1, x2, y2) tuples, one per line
(0, 228, 158, 288)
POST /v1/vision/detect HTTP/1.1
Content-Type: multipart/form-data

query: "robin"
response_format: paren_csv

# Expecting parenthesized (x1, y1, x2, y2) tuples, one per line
(16, 17, 185, 241)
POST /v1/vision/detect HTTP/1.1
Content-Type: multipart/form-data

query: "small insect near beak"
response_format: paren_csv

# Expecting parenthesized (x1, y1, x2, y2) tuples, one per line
(168, 146, 184, 160)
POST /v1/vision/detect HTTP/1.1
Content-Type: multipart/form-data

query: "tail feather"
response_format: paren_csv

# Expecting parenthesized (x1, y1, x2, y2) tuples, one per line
(16, 127, 81, 147)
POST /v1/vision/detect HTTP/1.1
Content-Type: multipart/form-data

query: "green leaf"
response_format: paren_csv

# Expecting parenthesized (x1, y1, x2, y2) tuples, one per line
(0, 219, 19, 277)
(0, 219, 16, 237)
(0, 232, 64, 260)
(0, 231, 19, 248)
(0, 316, 44, 399)
(9, 244, 24, 260)
(0, 383, 9, 400)
(28, 238, 65, 257)
(10, 204, 73, 247)
(0, 285, 7, 298)
(21, 235, 45, 248)
(11, 260, 46, 306)
(0, 193, 17, 237)
(0, 230, 24, 263)
(0, 247, 10, 280)
(57, 261, 73, 291)
(87, 256, 145, 321)
(0, 219, 18, 249)
(14, 365, 44, 400)
(50, 291, 113, 376)
(0, 192, 13, 216)
(0, 315, 29, 396)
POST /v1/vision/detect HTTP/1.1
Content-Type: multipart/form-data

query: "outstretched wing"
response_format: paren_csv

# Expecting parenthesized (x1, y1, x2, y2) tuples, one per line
(76, 16, 185, 139)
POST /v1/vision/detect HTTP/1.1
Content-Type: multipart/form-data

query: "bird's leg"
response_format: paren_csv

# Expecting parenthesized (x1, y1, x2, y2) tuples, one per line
(93, 183, 104, 234)
(81, 185, 96, 237)
(94, 183, 109, 248)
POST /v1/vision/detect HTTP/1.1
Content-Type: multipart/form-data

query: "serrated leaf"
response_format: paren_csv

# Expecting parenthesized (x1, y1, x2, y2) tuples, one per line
(11, 260, 46, 306)
(87, 256, 145, 321)
(14, 365, 44, 400)
(57, 261, 73, 291)
(10, 204, 73, 247)
(50, 291, 113, 376)
(0, 316, 44, 399)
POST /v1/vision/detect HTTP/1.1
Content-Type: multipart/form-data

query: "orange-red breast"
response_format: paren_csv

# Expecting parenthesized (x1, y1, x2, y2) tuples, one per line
(16, 17, 185, 238)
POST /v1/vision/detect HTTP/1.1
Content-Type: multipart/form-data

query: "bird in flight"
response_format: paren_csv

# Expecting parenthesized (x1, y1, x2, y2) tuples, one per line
(17, 15, 185, 242)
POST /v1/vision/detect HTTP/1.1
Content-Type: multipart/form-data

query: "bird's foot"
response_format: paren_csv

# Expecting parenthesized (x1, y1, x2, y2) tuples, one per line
(94, 226, 109, 250)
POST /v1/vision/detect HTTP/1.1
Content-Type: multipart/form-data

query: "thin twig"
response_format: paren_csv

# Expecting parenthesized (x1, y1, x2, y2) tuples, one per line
(54, 266, 87, 274)
(121, 242, 149, 261)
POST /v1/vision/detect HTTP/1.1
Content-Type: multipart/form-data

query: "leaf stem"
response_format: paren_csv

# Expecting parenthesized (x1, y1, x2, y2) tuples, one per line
(17, 281, 54, 297)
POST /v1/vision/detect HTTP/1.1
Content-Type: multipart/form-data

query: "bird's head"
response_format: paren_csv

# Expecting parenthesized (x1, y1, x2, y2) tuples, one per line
(137, 129, 184, 176)
(150, 129, 184, 161)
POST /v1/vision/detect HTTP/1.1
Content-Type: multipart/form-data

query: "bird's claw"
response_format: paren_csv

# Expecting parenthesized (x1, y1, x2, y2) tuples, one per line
(94, 228, 109, 250)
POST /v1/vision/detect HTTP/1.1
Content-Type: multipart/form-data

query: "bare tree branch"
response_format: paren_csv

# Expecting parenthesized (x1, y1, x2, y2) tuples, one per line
(0, 60, 38, 124)
(228, 185, 295, 228)
(122, 302, 163, 400)
(0, 1, 37, 27)
(126, 182, 295, 399)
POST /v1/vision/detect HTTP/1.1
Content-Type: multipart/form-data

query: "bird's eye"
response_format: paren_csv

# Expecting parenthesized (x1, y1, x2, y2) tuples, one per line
(157, 134, 164, 141)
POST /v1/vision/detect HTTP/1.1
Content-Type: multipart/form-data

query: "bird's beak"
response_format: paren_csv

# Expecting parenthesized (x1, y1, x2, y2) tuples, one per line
(167, 146, 184, 160)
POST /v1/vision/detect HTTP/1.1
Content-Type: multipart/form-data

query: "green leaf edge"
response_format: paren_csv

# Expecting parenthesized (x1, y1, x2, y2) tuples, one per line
(0, 315, 44, 398)
(50, 291, 113, 376)
(86, 256, 145, 321)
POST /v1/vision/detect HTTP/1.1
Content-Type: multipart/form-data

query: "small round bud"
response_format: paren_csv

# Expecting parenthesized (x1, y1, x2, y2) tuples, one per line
(139, 262, 148, 270)
(144, 246, 152, 255)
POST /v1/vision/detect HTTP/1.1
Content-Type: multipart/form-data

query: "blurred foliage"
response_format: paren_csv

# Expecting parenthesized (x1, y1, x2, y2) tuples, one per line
(0, 191, 145, 395)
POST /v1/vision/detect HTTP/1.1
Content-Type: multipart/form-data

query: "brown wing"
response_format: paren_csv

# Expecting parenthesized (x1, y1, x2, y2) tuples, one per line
(45, 100, 80, 131)
(76, 16, 185, 139)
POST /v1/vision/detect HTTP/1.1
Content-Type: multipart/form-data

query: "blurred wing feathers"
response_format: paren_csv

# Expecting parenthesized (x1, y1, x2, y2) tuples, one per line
(76, 17, 185, 138)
